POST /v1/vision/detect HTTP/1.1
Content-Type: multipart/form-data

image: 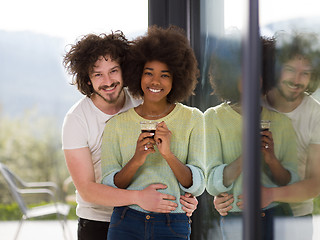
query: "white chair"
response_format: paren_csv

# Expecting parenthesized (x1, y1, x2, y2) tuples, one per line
(0, 163, 72, 240)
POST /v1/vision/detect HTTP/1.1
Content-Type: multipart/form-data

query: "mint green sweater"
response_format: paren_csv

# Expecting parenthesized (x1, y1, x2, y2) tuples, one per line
(205, 102, 299, 212)
(101, 103, 206, 213)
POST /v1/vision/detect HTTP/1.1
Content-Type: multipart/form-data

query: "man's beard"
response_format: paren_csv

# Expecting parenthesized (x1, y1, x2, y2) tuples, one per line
(94, 86, 124, 104)
(277, 82, 306, 102)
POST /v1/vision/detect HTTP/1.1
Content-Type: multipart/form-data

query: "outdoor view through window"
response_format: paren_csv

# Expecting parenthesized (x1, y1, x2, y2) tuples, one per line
(0, 0, 319, 239)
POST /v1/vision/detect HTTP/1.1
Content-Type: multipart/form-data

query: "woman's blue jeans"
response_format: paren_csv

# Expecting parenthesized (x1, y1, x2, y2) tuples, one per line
(107, 206, 191, 240)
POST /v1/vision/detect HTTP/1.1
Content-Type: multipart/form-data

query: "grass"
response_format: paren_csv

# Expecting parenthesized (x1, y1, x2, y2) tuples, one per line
(0, 202, 77, 221)
(313, 195, 320, 215)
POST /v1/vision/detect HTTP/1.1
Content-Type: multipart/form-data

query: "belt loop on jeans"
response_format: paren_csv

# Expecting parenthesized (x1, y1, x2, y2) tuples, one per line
(121, 207, 129, 219)
(166, 214, 170, 226)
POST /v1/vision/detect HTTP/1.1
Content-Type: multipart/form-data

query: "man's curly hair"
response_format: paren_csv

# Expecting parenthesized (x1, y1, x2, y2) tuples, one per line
(275, 31, 320, 94)
(123, 25, 199, 103)
(63, 31, 130, 97)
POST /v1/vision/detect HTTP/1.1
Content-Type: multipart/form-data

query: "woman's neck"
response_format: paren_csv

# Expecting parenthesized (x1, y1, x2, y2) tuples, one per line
(137, 101, 175, 120)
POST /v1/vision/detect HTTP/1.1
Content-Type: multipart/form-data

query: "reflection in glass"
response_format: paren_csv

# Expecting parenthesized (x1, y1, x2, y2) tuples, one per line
(204, 34, 298, 240)
(199, 1, 320, 239)
(261, 31, 320, 240)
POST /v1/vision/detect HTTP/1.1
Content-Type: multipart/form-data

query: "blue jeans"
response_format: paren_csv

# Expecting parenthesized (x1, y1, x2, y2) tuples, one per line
(107, 206, 191, 240)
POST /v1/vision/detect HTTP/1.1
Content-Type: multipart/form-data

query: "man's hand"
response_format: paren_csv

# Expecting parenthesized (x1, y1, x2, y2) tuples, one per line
(137, 184, 177, 213)
(236, 194, 244, 210)
(180, 193, 198, 217)
(261, 186, 273, 208)
(214, 193, 234, 216)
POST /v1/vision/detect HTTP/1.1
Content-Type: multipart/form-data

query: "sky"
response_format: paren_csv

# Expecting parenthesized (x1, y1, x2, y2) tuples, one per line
(225, 0, 320, 31)
(0, 0, 148, 44)
(1, 0, 319, 43)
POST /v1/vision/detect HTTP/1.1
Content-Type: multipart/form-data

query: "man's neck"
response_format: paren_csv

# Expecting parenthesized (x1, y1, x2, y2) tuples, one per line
(91, 90, 126, 115)
(266, 89, 304, 113)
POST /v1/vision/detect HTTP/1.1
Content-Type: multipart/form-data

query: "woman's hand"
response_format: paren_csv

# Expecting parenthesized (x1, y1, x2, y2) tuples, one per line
(261, 130, 276, 163)
(154, 121, 172, 157)
(133, 131, 156, 166)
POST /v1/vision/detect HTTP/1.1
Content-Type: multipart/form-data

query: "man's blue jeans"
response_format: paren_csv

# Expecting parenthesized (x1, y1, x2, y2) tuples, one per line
(107, 206, 191, 240)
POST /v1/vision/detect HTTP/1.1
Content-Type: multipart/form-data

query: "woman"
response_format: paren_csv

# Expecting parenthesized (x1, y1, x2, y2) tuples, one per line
(101, 25, 205, 240)
(205, 36, 299, 240)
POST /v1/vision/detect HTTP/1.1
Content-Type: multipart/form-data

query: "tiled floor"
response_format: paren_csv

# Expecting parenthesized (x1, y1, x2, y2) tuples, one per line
(0, 220, 77, 240)
(0, 216, 319, 240)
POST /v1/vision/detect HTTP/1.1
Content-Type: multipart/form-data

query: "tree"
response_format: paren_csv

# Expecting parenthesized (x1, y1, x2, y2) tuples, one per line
(0, 108, 69, 203)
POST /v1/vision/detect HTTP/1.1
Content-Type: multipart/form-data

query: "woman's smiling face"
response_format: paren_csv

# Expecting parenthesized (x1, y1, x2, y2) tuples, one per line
(141, 60, 173, 104)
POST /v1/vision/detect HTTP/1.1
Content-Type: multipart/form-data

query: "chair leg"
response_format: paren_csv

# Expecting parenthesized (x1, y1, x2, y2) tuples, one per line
(14, 216, 26, 240)
(58, 214, 73, 240)
(63, 220, 73, 240)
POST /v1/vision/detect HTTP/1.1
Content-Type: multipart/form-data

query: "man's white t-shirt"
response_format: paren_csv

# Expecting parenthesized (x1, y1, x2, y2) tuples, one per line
(312, 87, 320, 102)
(62, 88, 142, 222)
(263, 94, 320, 216)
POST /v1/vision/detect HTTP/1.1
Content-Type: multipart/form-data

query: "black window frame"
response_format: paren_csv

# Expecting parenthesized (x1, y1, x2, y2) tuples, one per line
(148, 0, 261, 239)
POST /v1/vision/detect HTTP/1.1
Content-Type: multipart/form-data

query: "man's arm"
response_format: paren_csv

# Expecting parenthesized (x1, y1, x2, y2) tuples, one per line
(64, 148, 178, 212)
(261, 144, 320, 207)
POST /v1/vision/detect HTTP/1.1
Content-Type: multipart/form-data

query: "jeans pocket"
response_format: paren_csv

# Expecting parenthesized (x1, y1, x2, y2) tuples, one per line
(167, 219, 191, 239)
(109, 208, 125, 229)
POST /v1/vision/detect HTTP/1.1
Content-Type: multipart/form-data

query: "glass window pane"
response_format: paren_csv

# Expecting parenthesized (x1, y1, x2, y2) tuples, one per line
(201, 0, 247, 239)
(260, 1, 320, 239)
(201, 0, 320, 239)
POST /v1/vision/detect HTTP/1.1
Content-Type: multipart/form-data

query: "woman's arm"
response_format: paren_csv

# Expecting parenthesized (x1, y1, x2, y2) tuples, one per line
(154, 121, 193, 188)
(261, 130, 291, 186)
(113, 131, 156, 189)
(223, 156, 243, 187)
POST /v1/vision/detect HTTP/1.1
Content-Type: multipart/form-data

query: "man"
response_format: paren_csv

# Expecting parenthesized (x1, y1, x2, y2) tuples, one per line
(214, 32, 320, 239)
(62, 31, 198, 240)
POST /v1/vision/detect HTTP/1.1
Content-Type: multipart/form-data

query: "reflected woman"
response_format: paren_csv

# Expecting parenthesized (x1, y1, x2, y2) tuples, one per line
(204, 36, 299, 240)
(101, 25, 206, 240)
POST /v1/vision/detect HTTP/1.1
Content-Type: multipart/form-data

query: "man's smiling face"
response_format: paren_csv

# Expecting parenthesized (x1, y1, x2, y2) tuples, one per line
(89, 55, 124, 104)
(277, 55, 312, 102)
